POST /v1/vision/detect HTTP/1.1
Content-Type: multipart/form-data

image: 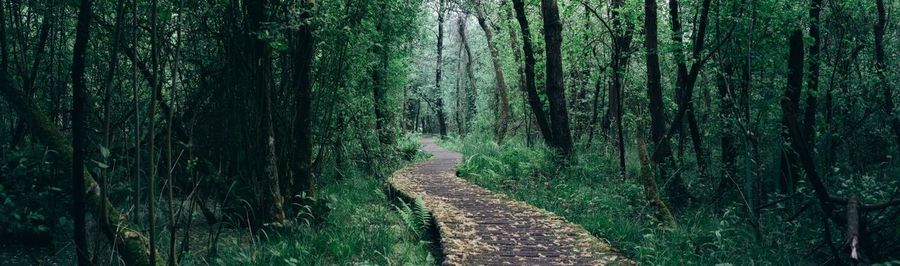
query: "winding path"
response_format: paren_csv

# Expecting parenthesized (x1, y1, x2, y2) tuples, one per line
(389, 137, 630, 265)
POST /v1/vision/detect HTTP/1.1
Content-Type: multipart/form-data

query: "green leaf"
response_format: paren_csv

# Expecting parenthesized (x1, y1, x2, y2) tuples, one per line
(93, 160, 110, 169)
(100, 145, 110, 158)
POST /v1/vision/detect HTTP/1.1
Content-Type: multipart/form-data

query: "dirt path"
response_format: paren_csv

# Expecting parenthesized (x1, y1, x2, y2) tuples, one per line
(390, 137, 630, 265)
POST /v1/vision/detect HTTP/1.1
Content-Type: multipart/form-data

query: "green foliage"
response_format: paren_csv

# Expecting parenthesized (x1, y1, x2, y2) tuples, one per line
(214, 177, 436, 265)
(394, 197, 432, 237)
(0, 145, 65, 245)
(443, 137, 804, 264)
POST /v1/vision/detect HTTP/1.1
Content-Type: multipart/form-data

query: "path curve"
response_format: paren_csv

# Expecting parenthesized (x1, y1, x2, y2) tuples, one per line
(390, 137, 630, 265)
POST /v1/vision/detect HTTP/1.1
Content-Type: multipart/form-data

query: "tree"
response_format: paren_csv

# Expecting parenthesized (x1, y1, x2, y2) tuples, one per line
(609, 0, 633, 176)
(643, 0, 667, 170)
(246, 0, 286, 225)
(539, 0, 575, 156)
(71, 0, 93, 264)
(435, 0, 449, 138)
(511, 0, 553, 146)
(472, 0, 511, 143)
(292, 0, 316, 197)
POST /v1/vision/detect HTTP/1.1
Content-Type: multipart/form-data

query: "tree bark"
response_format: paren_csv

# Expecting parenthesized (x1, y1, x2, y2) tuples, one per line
(644, 0, 667, 149)
(539, 0, 574, 156)
(373, 5, 395, 147)
(804, 0, 822, 146)
(292, 0, 316, 197)
(71, 0, 93, 264)
(435, 0, 449, 137)
(512, 0, 553, 145)
(474, 1, 511, 144)
(459, 15, 478, 130)
(456, 15, 469, 136)
(610, 0, 633, 176)
(780, 30, 804, 194)
(148, 0, 159, 261)
(246, 0, 285, 225)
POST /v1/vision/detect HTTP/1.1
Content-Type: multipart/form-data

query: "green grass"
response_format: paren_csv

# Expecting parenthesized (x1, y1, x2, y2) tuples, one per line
(440, 136, 805, 265)
(212, 134, 436, 266)
(213, 176, 436, 266)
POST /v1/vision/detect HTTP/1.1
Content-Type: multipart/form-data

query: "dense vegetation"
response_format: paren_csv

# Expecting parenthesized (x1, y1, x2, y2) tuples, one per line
(0, 0, 898, 264)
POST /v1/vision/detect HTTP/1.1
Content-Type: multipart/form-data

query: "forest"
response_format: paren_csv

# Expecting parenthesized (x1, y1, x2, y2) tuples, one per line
(0, 0, 898, 264)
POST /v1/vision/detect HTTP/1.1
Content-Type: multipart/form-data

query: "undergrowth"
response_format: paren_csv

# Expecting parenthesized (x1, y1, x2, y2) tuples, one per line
(440, 136, 807, 265)
(213, 134, 436, 265)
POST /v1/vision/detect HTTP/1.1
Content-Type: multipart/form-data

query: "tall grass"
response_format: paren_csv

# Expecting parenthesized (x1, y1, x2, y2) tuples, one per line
(441, 136, 805, 265)
(214, 177, 435, 265)
(213, 134, 436, 265)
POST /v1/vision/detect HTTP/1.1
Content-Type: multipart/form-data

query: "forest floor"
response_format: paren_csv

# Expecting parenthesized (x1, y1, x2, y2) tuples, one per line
(390, 137, 631, 265)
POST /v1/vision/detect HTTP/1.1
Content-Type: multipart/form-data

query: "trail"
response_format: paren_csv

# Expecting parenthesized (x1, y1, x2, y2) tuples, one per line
(390, 137, 630, 265)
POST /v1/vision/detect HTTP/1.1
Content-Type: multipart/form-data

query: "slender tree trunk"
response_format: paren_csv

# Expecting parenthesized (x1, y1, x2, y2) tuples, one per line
(373, 7, 395, 147)
(456, 15, 468, 136)
(292, 0, 316, 197)
(246, 0, 285, 225)
(610, 0, 633, 176)
(459, 15, 478, 129)
(148, 0, 159, 262)
(780, 30, 804, 194)
(474, 2, 511, 143)
(644, 0, 666, 149)
(539, 0, 574, 156)
(512, 0, 553, 145)
(71, 0, 93, 264)
(651, 0, 713, 205)
(435, 0, 448, 138)
(100, 0, 126, 261)
(643, 0, 674, 194)
(455, 44, 464, 135)
(131, 0, 142, 226)
(167, 1, 184, 263)
(804, 0, 822, 146)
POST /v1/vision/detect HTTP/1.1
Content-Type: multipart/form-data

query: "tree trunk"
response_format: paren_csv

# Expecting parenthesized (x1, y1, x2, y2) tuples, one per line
(71, 0, 93, 264)
(474, 2, 511, 144)
(148, 0, 159, 261)
(373, 8, 395, 147)
(458, 15, 478, 130)
(435, 0, 448, 138)
(644, 0, 667, 149)
(650, 0, 713, 205)
(610, 0, 633, 176)
(804, 0, 822, 146)
(292, 0, 316, 197)
(456, 15, 469, 136)
(246, 0, 285, 225)
(637, 137, 677, 227)
(780, 30, 804, 194)
(511, 0, 553, 145)
(539, 0, 574, 156)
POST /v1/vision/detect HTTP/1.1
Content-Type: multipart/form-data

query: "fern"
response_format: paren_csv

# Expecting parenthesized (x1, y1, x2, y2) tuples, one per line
(413, 197, 430, 233)
(394, 197, 431, 236)
(393, 200, 416, 233)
